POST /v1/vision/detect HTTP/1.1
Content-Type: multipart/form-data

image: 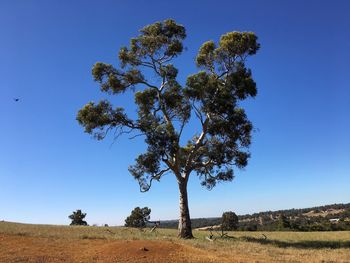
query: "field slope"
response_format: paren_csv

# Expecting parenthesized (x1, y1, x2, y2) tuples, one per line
(1, 221, 349, 262)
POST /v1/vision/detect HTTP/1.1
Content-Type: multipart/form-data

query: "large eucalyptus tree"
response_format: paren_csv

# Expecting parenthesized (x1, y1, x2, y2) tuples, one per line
(77, 19, 259, 238)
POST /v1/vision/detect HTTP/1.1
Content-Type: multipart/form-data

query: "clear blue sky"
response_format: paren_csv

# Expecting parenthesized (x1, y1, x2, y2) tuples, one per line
(1, 0, 349, 226)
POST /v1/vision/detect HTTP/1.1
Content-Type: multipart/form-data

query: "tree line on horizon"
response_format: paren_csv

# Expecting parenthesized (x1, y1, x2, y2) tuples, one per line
(69, 203, 350, 232)
(158, 203, 350, 231)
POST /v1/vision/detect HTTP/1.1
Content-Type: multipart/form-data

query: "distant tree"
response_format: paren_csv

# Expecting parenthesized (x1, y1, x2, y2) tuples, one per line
(277, 214, 290, 230)
(221, 211, 239, 231)
(77, 19, 259, 238)
(245, 222, 258, 231)
(69, 209, 88, 226)
(125, 207, 151, 228)
(341, 209, 350, 219)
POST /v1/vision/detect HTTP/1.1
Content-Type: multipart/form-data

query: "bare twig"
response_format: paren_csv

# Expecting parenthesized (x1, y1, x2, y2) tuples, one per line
(128, 133, 145, 140)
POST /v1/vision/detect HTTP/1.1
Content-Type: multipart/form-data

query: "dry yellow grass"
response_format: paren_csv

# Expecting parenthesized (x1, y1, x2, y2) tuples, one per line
(1, 221, 349, 262)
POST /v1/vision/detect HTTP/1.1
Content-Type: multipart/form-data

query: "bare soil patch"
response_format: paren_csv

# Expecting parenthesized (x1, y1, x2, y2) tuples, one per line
(0, 234, 229, 263)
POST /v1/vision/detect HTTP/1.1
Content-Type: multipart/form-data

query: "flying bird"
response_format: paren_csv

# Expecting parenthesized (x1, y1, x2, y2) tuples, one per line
(14, 98, 19, 102)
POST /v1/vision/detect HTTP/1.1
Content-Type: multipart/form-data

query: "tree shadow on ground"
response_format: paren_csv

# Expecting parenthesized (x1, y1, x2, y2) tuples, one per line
(240, 236, 350, 249)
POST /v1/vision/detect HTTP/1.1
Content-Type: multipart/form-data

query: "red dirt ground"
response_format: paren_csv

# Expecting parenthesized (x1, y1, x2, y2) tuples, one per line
(0, 234, 232, 263)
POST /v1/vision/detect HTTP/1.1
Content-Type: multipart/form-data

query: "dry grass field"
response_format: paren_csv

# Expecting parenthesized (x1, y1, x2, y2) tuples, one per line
(1, 221, 349, 262)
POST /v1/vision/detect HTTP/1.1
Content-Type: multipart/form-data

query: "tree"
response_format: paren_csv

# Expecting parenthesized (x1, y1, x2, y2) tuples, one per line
(69, 209, 88, 226)
(77, 19, 259, 238)
(277, 214, 291, 230)
(221, 211, 239, 231)
(125, 207, 151, 228)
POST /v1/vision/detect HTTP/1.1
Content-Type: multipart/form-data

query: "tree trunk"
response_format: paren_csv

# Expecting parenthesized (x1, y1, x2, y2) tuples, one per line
(177, 180, 193, 238)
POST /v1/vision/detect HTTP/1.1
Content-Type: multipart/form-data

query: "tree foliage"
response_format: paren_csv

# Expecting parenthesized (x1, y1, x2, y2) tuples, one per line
(221, 211, 239, 231)
(77, 19, 259, 191)
(125, 207, 151, 228)
(69, 209, 88, 226)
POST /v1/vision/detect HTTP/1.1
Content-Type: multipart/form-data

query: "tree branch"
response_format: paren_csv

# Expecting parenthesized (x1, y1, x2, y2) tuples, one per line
(139, 167, 171, 193)
(128, 133, 145, 140)
(184, 116, 209, 176)
(192, 102, 204, 125)
(216, 70, 229, 80)
(139, 81, 158, 90)
(157, 87, 172, 125)
(178, 118, 186, 138)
